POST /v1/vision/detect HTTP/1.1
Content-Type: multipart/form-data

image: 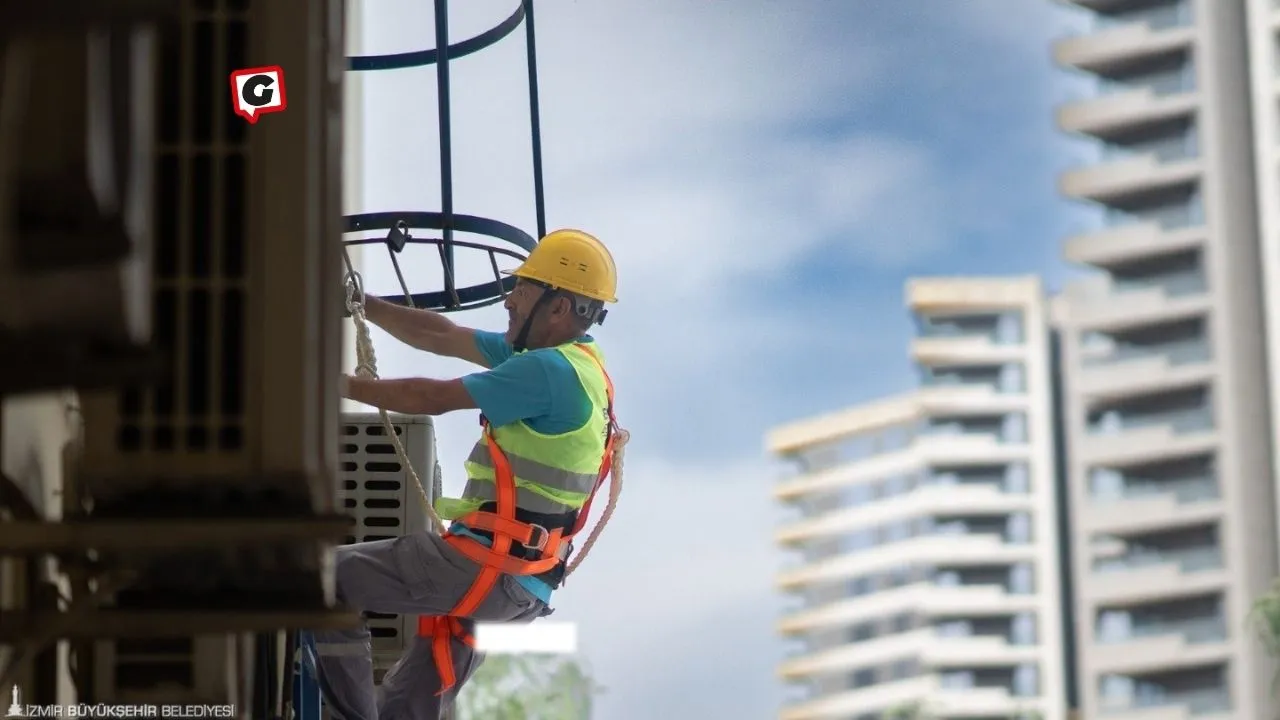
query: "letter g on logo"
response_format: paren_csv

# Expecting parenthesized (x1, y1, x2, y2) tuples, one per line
(229, 66, 288, 124)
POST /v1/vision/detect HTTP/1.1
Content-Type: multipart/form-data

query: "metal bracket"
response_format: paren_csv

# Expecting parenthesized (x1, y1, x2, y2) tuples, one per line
(0, 516, 352, 554)
(0, 610, 361, 643)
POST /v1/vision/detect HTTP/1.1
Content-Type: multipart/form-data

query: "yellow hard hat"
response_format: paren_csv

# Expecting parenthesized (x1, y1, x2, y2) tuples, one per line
(506, 228, 618, 303)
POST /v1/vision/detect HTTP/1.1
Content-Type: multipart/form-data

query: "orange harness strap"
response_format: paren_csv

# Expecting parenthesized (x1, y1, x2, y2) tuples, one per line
(417, 344, 616, 696)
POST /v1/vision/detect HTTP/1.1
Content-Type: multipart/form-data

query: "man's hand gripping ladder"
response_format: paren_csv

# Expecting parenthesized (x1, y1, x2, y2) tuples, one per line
(341, 263, 626, 576)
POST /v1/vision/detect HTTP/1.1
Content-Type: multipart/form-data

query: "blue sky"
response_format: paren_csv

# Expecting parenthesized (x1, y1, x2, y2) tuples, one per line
(350, 1, 1096, 717)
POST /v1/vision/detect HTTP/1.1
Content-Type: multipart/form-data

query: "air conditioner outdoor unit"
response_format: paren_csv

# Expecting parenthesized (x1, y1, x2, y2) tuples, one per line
(68, 0, 346, 617)
(77, 0, 344, 516)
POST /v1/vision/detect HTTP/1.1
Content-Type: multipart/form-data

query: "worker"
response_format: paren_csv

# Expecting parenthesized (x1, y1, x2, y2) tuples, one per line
(309, 229, 620, 720)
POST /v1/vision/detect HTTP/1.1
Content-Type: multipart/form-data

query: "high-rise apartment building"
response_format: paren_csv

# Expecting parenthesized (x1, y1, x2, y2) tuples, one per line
(769, 278, 1067, 720)
(1051, 0, 1277, 715)
(1247, 0, 1280, 552)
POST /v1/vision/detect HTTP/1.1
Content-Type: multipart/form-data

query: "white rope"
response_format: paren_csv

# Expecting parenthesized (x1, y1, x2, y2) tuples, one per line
(346, 275, 448, 536)
(565, 427, 626, 577)
(342, 271, 626, 573)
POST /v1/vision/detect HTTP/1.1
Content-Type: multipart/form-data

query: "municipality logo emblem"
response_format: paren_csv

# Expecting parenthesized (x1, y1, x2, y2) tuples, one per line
(6, 685, 23, 718)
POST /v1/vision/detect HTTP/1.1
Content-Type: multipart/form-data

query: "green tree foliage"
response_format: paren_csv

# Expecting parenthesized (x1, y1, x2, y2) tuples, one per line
(452, 653, 603, 720)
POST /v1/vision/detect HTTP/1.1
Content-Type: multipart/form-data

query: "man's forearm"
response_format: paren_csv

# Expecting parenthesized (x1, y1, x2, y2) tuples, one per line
(362, 296, 456, 352)
(342, 375, 476, 416)
(345, 376, 436, 414)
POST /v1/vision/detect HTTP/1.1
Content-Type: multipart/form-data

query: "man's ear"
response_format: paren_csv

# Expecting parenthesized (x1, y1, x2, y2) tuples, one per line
(550, 294, 574, 321)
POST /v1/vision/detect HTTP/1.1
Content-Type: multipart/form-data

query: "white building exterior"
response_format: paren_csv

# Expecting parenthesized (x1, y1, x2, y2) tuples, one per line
(769, 277, 1066, 720)
(342, 0, 366, 405)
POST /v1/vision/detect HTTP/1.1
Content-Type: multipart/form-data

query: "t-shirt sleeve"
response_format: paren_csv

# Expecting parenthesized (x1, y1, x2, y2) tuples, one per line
(460, 351, 555, 428)
(472, 330, 514, 368)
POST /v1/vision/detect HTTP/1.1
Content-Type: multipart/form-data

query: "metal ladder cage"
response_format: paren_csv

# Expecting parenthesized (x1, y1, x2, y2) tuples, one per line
(341, 0, 548, 313)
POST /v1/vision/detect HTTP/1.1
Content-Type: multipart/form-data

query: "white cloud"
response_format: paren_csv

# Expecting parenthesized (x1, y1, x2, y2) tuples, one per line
(347, 1, 1088, 717)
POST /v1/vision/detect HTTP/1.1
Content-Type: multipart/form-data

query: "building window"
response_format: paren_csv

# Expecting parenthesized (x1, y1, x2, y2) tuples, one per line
(1009, 563, 1034, 594)
(937, 620, 972, 638)
(996, 312, 1023, 344)
(842, 483, 875, 508)
(1002, 413, 1028, 443)
(847, 623, 875, 643)
(889, 658, 918, 681)
(892, 613, 914, 633)
(842, 529, 876, 554)
(1004, 463, 1029, 494)
(1013, 664, 1039, 697)
(848, 576, 874, 597)
(1006, 513, 1032, 544)
(940, 671, 974, 690)
(1011, 613, 1037, 645)
(887, 565, 913, 588)
(1090, 467, 1125, 500)
(884, 519, 913, 543)
(999, 363, 1025, 393)
(848, 668, 876, 689)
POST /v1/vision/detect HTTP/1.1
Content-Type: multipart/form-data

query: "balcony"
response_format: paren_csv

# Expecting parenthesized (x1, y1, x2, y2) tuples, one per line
(777, 534, 1030, 591)
(1086, 461, 1221, 533)
(1060, 154, 1200, 204)
(1097, 667, 1231, 718)
(913, 433, 1030, 466)
(1093, 616, 1230, 675)
(1079, 386, 1215, 466)
(1058, 85, 1198, 138)
(1062, 0, 1163, 11)
(1065, 220, 1206, 268)
(1075, 338, 1213, 401)
(1054, 17, 1194, 75)
(1063, 271, 1209, 334)
(921, 633, 1041, 667)
(780, 582, 1039, 636)
(1087, 546, 1226, 604)
(774, 448, 924, 502)
(776, 483, 1028, 545)
(914, 386, 1026, 416)
(910, 335, 1024, 365)
(1083, 487, 1222, 535)
(779, 628, 932, 680)
(780, 674, 935, 720)
(930, 687, 1047, 718)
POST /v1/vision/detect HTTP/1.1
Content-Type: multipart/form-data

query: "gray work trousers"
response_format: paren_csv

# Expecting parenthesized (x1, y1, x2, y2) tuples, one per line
(309, 531, 551, 720)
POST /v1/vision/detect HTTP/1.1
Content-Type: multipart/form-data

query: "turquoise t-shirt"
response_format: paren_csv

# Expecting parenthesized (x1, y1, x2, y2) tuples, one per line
(455, 331, 595, 603)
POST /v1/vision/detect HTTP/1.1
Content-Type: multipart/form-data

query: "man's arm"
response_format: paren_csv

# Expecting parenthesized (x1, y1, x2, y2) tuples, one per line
(342, 375, 477, 416)
(361, 295, 489, 366)
(341, 352, 553, 422)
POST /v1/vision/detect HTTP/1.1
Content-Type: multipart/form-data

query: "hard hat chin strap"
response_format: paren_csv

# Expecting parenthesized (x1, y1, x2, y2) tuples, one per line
(512, 287, 557, 353)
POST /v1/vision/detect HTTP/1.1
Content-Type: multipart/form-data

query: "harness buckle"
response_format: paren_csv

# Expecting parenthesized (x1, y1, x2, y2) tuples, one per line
(523, 523, 550, 552)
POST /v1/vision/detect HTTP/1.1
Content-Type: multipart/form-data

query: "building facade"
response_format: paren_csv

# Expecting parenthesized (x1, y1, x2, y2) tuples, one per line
(1246, 0, 1280, 554)
(1052, 0, 1277, 715)
(769, 278, 1067, 720)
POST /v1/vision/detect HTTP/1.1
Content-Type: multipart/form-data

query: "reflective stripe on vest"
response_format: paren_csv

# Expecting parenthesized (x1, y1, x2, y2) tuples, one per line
(435, 341, 610, 520)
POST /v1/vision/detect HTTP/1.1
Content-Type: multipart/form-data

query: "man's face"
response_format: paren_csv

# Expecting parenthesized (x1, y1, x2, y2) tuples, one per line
(503, 280, 544, 345)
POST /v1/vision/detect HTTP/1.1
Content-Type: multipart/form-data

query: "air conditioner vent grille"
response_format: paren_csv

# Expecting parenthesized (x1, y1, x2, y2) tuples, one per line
(337, 414, 437, 667)
(117, 2, 250, 456)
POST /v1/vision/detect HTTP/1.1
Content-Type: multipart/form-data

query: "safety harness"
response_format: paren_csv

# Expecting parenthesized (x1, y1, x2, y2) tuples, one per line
(417, 343, 618, 695)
